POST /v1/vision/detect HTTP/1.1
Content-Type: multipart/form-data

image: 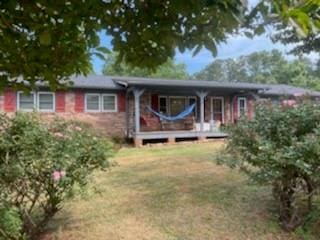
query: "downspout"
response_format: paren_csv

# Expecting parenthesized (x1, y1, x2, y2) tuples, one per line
(125, 90, 130, 139)
(113, 79, 131, 138)
(231, 94, 237, 124)
(124, 87, 135, 138)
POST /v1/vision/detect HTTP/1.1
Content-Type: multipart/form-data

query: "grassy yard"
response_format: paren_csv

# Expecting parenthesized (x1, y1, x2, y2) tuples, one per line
(44, 142, 317, 240)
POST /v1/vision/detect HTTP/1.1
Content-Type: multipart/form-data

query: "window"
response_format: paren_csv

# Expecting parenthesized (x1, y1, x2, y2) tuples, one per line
(238, 97, 247, 117)
(102, 94, 117, 112)
(159, 96, 197, 116)
(18, 92, 35, 111)
(18, 92, 54, 112)
(38, 92, 54, 112)
(85, 94, 100, 112)
(85, 93, 117, 112)
(169, 97, 186, 116)
(159, 96, 168, 114)
(212, 97, 224, 123)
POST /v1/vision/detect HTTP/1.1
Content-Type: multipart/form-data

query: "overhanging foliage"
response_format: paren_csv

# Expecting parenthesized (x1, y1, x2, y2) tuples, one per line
(0, 1, 318, 90)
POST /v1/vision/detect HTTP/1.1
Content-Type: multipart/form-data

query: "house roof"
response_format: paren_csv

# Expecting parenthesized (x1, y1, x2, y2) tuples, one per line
(68, 75, 122, 90)
(259, 84, 320, 97)
(112, 76, 266, 91)
(68, 75, 320, 97)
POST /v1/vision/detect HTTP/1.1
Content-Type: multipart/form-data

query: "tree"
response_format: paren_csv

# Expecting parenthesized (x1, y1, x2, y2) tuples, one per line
(269, 0, 320, 55)
(102, 52, 189, 79)
(218, 99, 320, 231)
(194, 50, 286, 83)
(0, 1, 318, 90)
(193, 50, 320, 90)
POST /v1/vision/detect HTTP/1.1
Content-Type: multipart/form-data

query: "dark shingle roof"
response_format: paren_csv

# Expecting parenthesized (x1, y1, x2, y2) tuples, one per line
(67, 75, 320, 97)
(68, 75, 122, 90)
(259, 84, 320, 97)
(112, 76, 266, 91)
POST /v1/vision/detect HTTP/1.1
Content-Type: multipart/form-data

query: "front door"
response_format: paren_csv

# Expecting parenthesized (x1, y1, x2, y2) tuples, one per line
(211, 97, 224, 124)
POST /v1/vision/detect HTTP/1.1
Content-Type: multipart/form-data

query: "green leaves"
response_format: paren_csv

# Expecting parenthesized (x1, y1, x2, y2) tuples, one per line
(220, 99, 320, 231)
(193, 49, 320, 90)
(0, 0, 318, 90)
(102, 51, 189, 79)
(39, 31, 51, 45)
(0, 113, 113, 238)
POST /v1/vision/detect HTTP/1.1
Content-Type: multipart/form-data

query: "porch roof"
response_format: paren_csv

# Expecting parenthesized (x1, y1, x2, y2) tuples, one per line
(112, 76, 266, 92)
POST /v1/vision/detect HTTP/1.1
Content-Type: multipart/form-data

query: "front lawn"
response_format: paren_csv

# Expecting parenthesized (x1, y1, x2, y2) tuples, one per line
(44, 142, 317, 240)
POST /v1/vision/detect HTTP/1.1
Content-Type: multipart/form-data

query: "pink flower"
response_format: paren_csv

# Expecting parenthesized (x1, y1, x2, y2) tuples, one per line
(52, 170, 66, 181)
(52, 171, 61, 181)
(282, 99, 297, 107)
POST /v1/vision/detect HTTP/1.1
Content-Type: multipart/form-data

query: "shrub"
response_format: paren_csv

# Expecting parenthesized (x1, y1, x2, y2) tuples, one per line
(218, 98, 320, 231)
(0, 113, 113, 239)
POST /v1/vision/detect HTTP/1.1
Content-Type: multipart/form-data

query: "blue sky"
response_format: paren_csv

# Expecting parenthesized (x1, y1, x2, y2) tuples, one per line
(91, 32, 298, 75)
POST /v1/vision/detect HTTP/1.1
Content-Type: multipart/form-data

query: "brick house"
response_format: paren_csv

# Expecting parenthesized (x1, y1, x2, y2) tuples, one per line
(1, 75, 320, 146)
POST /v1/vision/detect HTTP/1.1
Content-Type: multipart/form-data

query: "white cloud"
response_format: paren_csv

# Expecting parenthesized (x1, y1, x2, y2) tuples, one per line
(93, 32, 318, 75)
(175, 34, 301, 74)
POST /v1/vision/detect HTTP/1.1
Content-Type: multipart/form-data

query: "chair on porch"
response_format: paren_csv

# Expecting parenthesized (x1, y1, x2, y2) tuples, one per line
(140, 114, 161, 131)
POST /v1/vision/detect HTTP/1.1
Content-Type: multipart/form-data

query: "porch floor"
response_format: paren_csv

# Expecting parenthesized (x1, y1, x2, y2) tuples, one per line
(131, 130, 228, 146)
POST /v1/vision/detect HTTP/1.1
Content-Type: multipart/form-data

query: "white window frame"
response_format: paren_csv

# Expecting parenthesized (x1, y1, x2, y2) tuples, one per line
(159, 96, 197, 116)
(211, 97, 225, 123)
(238, 97, 247, 117)
(101, 93, 117, 112)
(85, 93, 101, 113)
(168, 96, 187, 116)
(85, 93, 118, 113)
(17, 91, 36, 112)
(37, 92, 55, 112)
(158, 96, 168, 114)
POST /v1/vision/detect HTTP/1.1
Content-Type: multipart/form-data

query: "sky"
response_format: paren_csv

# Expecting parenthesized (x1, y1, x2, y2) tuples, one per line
(91, 0, 318, 76)
(91, 32, 299, 75)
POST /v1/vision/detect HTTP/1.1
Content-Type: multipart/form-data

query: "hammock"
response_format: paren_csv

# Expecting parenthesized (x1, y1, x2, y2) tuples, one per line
(146, 103, 195, 121)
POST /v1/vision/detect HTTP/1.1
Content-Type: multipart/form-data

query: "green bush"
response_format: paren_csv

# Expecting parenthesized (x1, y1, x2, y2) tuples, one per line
(218, 98, 320, 232)
(0, 113, 113, 239)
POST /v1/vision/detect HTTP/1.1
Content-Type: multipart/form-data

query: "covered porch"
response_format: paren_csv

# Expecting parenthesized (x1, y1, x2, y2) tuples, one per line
(114, 77, 263, 146)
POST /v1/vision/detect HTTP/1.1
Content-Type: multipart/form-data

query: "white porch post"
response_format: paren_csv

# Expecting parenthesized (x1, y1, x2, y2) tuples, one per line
(133, 88, 145, 133)
(196, 91, 208, 132)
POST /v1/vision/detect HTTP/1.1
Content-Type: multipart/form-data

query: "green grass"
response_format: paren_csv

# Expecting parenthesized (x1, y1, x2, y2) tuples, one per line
(43, 142, 318, 240)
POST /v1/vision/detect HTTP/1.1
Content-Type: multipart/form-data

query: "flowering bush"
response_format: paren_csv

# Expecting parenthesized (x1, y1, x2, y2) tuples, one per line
(0, 113, 113, 239)
(218, 98, 320, 231)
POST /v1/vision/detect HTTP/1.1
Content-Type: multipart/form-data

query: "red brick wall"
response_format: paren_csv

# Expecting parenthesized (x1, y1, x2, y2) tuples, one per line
(54, 91, 126, 137)
(0, 90, 127, 138)
(127, 92, 151, 133)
